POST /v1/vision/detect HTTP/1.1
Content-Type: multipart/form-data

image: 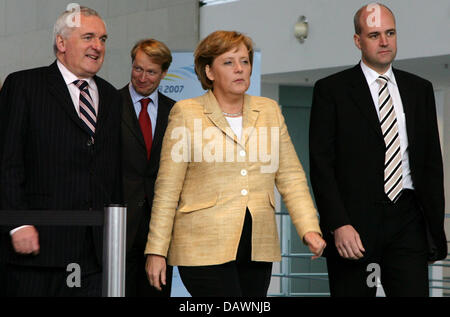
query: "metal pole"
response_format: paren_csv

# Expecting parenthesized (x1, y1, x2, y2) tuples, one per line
(102, 205, 127, 297)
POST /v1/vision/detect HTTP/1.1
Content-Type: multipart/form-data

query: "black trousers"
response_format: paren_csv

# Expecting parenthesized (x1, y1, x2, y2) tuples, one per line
(326, 190, 429, 297)
(178, 209, 273, 297)
(5, 230, 102, 297)
(0, 233, 7, 297)
(126, 202, 173, 297)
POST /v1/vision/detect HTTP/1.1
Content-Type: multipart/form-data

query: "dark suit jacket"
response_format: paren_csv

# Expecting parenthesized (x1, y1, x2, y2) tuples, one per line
(0, 61, 122, 267)
(309, 63, 447, 261)
(120, 86, 175, 251)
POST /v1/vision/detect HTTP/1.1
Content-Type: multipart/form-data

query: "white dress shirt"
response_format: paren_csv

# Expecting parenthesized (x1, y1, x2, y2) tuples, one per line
(57, 60, 99, 116)
(360, 61, 414, 190)
(225, 116, 243, 141)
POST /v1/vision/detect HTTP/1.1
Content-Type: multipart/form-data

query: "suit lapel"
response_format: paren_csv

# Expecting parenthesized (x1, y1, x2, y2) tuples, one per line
(147, 92, 172, 166)
(150, 92, 171, 155)
(393, 68, 416, 147)
(203, 91, 238, 144)
(46, 61, 88, 134)
(241, 94, 260, 148)
(94, 76, 110, 138)
(203, 91, 260, 149)
(349, 65, 384, 142)
(120, 86, 147, 154)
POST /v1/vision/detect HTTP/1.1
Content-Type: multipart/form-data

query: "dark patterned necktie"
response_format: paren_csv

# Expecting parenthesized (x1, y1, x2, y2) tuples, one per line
(74, 80, 97, 138)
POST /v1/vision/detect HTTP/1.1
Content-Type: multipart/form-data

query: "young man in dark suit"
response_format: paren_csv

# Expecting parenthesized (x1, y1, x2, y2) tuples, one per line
(309, 3, 447, 297)
(0, 6, 122, 296)
(121, 39, 175, 297)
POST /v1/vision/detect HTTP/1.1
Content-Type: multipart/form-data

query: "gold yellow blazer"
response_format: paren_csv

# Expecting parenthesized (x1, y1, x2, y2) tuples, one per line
(145, 90, 321, 266)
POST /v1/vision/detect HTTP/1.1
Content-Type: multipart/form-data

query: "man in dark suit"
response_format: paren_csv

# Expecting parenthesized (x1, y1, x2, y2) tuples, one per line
(309, 3, 447, 297)
(121, 39, 175, 297)
(0, 6, 122, 296)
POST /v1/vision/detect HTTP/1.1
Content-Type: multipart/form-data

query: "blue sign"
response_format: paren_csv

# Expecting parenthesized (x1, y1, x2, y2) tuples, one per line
(160, 51, 262, 101)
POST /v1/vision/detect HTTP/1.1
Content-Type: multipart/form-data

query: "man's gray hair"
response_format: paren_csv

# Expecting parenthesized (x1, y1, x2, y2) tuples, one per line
(53, 6, 104, 55)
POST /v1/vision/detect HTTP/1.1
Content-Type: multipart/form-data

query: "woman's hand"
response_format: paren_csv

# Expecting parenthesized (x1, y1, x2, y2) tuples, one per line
(145, 254, 167, 291)
(303, 232, 327, 260)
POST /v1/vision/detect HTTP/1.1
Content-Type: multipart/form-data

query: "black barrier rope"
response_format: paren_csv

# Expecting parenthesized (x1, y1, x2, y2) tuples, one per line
(0, 210, 104, 226)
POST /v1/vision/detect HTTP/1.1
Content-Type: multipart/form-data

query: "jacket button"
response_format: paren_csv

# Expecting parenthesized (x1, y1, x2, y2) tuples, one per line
(241, 189, 248, 196)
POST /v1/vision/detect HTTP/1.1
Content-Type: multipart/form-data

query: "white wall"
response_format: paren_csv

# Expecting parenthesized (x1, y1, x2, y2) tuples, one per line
(442, 88, 450, 288)
(445, 90, 450, 209)
(0, 0, 199, 88)
(200, 0, 450, 75)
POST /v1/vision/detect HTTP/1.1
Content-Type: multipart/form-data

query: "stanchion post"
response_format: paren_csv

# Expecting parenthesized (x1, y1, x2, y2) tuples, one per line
(102, 205, 127, 297)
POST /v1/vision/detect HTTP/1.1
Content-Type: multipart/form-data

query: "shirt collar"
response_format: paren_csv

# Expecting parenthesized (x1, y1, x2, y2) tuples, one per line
(360, 60, 397, 87)
(56, 60, 95, 88)
(128, 83, 159, 107)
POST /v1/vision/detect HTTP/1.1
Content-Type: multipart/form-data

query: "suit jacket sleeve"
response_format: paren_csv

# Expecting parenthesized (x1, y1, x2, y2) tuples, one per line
(422, 81, 444, 207)
(145, 102, 188, 256)
(309, 79, 351, 232)
(112, 91, 124, 206)
(274, 102, 321, 240)
(0, 73, 29, 214)
(419, 80, 446, 257)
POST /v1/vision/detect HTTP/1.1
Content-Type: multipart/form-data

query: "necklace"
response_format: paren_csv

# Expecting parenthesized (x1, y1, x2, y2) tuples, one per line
(222, 110, 243, 118)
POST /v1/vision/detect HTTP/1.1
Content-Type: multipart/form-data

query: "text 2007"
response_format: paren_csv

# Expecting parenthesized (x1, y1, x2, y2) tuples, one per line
(160, 85, 184, 94)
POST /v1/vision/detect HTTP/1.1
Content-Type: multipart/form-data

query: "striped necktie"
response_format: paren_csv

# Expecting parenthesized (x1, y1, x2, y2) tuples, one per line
(74, 80, 97, 139)
(377, 75, 403, 202)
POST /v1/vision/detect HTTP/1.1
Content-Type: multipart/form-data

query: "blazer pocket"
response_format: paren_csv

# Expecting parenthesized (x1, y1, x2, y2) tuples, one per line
(177, 194, 218, 213)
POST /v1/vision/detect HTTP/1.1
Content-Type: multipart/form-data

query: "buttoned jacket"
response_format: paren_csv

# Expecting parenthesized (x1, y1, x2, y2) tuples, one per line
(145, 90, 321, 266)
(309, 64, 447, 261)
(0, 61, 122, 267)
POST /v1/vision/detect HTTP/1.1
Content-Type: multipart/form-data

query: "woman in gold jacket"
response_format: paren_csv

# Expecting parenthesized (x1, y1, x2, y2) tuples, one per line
(145, 30, 326, 297)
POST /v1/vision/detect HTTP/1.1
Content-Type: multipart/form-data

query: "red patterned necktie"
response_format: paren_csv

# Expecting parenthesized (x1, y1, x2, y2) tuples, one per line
(139, 98, 153, 159)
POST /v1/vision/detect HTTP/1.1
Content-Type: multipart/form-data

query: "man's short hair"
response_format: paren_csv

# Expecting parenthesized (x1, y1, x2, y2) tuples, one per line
(131, 39, 173, 72)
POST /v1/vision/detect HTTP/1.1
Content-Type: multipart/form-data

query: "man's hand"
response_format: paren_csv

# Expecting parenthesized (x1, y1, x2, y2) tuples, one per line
(11, 226, 40, 255)
(304, 231, 327, 260)
(334, 225, 365, 260)
(145, 254, 167, 291)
